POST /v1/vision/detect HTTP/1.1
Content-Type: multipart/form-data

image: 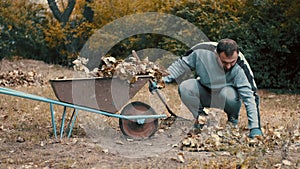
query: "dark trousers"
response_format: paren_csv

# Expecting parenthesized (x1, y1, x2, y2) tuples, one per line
(178, 79, 242, 121)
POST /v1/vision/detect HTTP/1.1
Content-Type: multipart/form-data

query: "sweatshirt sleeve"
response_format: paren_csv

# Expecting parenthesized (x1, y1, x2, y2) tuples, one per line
(164, 51, 197, 82)
(235, 70, 260, 129)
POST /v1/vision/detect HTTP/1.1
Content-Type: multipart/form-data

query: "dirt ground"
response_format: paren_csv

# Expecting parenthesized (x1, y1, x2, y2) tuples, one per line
(0, 58, 300, 169)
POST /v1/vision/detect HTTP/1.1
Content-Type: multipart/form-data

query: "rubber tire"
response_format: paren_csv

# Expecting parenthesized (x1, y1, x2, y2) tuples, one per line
(119, 101, 158, 139)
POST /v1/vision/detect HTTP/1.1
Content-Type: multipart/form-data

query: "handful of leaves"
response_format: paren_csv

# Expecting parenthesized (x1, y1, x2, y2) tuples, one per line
(73, 50, 169, 88)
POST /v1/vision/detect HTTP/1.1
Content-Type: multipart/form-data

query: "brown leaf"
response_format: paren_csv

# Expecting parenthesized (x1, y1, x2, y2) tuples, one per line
(282, 160, 292, 166)
(177, 152, 185, 163)
(16, 136, 25, 143)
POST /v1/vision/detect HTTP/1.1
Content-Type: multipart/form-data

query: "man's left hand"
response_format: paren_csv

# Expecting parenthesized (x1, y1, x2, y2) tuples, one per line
(149, 81, 158, 93)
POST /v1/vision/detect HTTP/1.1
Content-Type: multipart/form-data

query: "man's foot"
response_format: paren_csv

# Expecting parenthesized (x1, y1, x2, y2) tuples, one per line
(227, 116, 238, 128)
(193, 111, 208, 129)
(249, 128, 263, 138)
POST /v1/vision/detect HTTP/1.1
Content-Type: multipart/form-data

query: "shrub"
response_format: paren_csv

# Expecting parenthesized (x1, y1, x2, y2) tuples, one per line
(0, 0, 49, 60)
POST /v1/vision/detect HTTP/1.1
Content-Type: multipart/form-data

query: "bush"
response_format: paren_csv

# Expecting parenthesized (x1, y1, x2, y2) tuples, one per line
(0, 0, 49, 61)
(43, 19, 95, 65)
(238, 0, 300, 89)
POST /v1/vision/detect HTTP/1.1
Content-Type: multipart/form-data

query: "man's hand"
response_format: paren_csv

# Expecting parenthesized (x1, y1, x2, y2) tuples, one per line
(249, 128, 263, 138)
(148, 80, 158, 93)
(162, 76, 173, 84)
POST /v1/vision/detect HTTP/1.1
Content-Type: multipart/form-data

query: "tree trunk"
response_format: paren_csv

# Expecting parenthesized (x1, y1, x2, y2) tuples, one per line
(83, 0, 94, 22)
(47, 0, 76, 25)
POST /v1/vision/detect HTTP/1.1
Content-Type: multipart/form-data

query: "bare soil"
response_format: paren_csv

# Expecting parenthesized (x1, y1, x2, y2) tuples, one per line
(0, 58, 300, 169)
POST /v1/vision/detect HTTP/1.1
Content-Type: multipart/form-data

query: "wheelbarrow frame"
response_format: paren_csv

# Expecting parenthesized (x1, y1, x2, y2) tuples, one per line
(0, 83, 167, 139)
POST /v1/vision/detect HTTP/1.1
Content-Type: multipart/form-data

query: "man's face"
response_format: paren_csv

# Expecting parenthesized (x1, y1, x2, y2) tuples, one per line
(217, 51, 238, 72)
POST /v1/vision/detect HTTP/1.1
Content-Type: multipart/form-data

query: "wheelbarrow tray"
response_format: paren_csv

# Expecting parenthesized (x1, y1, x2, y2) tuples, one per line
(50, 76, 151, 113)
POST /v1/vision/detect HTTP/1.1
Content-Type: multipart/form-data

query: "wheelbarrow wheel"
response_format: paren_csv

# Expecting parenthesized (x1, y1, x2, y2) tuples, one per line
(119, 101, 158, 139)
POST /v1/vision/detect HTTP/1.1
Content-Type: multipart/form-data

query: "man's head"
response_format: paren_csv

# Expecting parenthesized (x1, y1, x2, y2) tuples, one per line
(216, 39, 239, 71)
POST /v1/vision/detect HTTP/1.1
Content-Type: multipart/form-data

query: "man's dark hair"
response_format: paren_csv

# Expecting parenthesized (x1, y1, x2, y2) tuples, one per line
(216, 39, 239, 56)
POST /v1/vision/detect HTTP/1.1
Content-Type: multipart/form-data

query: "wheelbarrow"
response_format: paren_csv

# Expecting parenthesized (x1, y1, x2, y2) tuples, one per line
(0, 76, 168, 139)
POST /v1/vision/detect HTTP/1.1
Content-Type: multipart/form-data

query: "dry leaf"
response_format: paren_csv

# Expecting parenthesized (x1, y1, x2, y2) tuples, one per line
(177, 153, 185, 163)
(217, 131, 224, 137)
(102, 149, 109, 153)
(126, 138, 134, 142)
(172, 144, 179, 148)
(198, 115, 207, 125)
(115, 140, 124, 145)
(273, 163, 282, 168)
(16, 136, 25, 143)
(40, 141, 45, 147)
(182, 138, 191, 146)
(282, 160, 292, 166)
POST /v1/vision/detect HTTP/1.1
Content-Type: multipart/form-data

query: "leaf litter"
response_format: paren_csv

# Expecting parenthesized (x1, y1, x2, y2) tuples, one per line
(1, 59, 300, 168)
(0, 69, 45, 87)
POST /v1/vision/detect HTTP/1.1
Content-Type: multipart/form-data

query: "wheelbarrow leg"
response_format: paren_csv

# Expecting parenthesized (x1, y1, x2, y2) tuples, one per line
(60, 106, 67, 138)
(50, 103, 57, 139)
(67, 109, 78, 138)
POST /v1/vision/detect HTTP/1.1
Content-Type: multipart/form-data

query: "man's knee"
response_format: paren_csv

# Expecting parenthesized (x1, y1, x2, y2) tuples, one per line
(178, 79, 198, 97)
(219, 86, 239, 101)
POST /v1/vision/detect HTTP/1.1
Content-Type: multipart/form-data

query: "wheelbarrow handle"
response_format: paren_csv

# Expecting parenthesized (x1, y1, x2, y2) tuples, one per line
(149, 80, 177, 117)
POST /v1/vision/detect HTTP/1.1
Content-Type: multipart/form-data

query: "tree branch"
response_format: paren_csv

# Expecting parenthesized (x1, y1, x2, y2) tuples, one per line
(47, 0, 63, 22)
(47, 0, 76, 24)
(61, 0, 76, 23)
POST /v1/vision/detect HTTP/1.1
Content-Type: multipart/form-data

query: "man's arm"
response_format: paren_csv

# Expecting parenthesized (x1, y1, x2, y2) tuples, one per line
(236, 56, 261, 128)
(163, 52, 197, 83)
(237, 82, 260, 129)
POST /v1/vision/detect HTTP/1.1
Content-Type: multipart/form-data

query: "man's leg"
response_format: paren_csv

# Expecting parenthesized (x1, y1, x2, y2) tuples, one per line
(178, 79, 211, 119)
(218, 87, 242, 125)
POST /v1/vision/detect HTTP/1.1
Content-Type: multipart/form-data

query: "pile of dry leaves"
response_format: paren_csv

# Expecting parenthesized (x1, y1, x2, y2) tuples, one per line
(178, 109, 300, 156)
(0, 69, 45, 87)
(72, 50, 169, 88)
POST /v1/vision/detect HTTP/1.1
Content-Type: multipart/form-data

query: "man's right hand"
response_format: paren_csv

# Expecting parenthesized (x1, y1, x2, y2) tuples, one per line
(162, 76, 173, 83)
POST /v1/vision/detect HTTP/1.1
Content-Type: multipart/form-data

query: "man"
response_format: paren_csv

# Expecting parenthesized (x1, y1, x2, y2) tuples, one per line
(162, 38, 262, 138)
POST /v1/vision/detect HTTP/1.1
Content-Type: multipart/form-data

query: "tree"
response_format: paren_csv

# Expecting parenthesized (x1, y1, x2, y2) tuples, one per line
(44, 0, 95, 65)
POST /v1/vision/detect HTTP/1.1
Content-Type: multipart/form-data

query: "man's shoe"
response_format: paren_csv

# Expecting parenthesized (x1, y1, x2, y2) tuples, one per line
(193, 111, 208, 129)
(194, 116, 206, 129)
(227, 116, 238, 128)
(193, 123, 205, 129)
(249, 128, 263, 138)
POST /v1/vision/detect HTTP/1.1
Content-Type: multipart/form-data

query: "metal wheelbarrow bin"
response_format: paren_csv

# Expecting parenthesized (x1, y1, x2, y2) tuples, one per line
(0, 76, 167, 139)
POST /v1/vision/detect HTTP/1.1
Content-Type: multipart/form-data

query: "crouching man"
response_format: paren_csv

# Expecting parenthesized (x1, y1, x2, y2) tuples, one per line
(162, 39, 263, 138)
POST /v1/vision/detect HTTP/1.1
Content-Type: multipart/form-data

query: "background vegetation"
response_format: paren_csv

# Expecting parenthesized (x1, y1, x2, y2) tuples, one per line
(1, 0, 299, 90)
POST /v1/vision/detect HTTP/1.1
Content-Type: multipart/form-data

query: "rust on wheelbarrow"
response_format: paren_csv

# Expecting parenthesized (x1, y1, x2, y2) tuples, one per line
(50, 76, 152, 113)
